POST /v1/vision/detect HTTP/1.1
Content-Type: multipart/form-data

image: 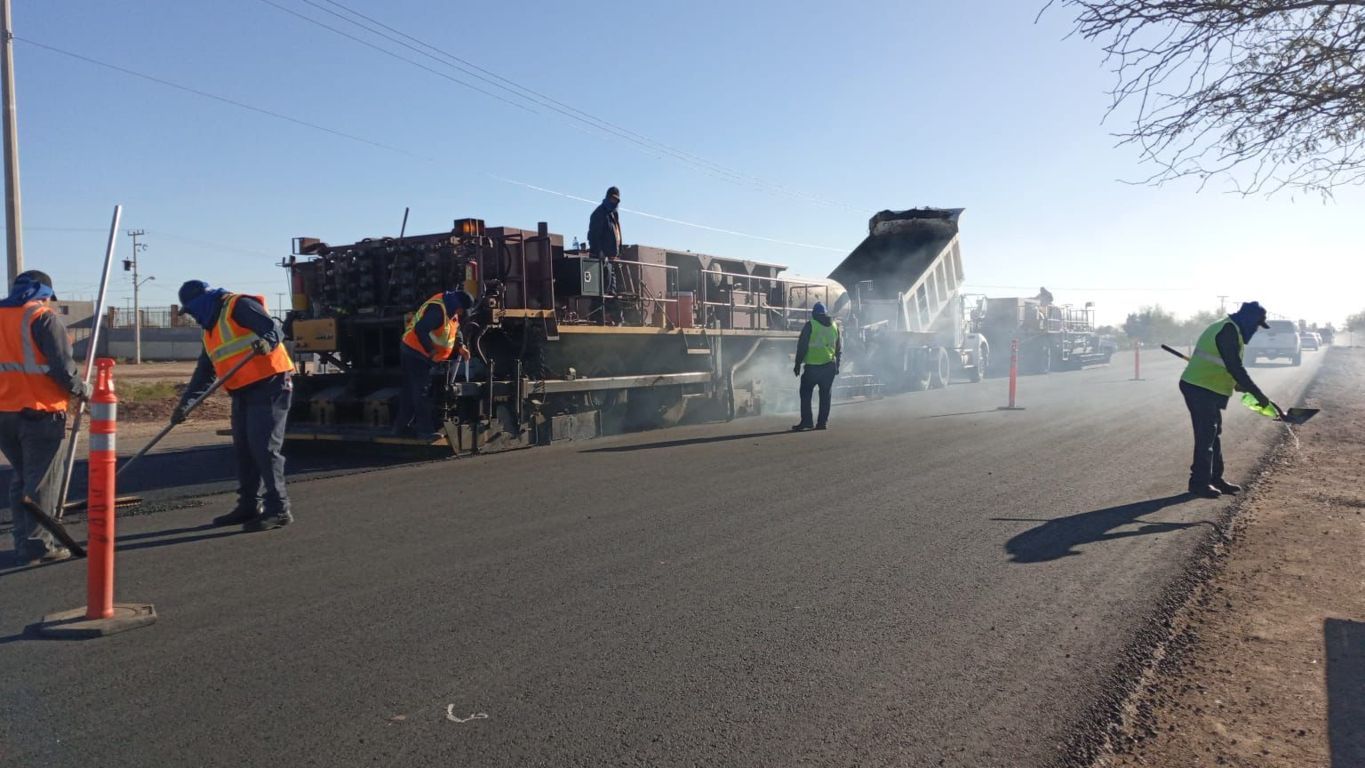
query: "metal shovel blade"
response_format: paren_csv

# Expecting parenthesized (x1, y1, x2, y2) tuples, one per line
(1279, 407, 1320, 425)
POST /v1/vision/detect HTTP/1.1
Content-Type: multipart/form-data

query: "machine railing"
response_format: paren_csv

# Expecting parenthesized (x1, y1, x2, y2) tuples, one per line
(698, 269, 836, 331)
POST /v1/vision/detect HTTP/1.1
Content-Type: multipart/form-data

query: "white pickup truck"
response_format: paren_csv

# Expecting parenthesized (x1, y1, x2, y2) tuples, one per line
(1246, 319, 1302, 366)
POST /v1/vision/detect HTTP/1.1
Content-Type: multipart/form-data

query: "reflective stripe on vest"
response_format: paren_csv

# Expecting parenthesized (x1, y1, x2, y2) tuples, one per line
(402, 294, 458, 362)
(1180, 318, 1244, 396)
(0, 301, 71, 412)
(202, 294, 294, 391)
(805, 320, 839, 366)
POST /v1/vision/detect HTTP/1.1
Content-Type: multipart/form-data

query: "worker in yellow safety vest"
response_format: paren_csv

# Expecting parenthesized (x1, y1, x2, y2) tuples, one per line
(175, 281, 296, 531)
(791, 301, 841, 432)
(396, 290, 474, 439)
(1179, 301, 1279, 498)
(0, 271, 88, 565)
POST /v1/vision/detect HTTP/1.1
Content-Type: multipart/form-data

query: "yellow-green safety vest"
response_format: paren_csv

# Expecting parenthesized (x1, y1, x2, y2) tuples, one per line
(805, 320, 839, 365)
(1181, 318, 1244, 396)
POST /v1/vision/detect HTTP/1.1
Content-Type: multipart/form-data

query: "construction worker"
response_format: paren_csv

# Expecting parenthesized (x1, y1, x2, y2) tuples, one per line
(395, 289, 473, 439)
(175, 281, 296, 531)
(1179, 301, 1278, 498)
(0, 271, 87, 565)
(588, 186, 622, 297)
(791, 301, 841, 431)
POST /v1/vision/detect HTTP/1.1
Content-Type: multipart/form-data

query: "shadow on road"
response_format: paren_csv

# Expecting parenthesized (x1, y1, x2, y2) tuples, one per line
(1325, 618, 1365, 767)
(922, 409, 1004, 419)
(581, 430, 792, 453)
(995, 494, 1210, 563)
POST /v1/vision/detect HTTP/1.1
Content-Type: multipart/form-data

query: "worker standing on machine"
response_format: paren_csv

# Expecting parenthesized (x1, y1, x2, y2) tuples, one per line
(1179, 301, 1278, 498)
(0, 271, 87, 565)
(175, 281, 296, 532)
(791, 301, 841, 432)
(395, 289, 473, 441)
(588, 186, 622, 303)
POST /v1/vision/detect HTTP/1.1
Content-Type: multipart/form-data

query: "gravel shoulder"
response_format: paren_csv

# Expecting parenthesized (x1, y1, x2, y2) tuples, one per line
(1095, 346, 1365, 768)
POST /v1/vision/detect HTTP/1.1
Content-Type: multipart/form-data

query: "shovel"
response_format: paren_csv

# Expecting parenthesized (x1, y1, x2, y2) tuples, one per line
(60, 350, 260, 513)
(1159, 344, 1317, 425)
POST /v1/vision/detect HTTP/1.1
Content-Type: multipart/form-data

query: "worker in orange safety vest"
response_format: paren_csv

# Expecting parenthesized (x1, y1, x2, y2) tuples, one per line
(396, 290, 474, 439)
(175, 280, 295, 532)
(0, 271, 88, 566)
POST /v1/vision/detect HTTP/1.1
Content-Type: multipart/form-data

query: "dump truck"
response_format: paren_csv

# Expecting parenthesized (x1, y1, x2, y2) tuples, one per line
(831, 208, 989, 389)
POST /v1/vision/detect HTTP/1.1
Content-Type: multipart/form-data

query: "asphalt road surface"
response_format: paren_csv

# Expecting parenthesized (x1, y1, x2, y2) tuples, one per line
(0, 350, 1327, 767)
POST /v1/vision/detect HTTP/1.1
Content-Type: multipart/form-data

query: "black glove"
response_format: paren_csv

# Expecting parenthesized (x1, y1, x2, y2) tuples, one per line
(251, 338, 272, 356)
(171, 404, 189, 425)
(1254, 392, 1270, 408)
(834, 363, 840, 376)
(793, 364, 802, 378)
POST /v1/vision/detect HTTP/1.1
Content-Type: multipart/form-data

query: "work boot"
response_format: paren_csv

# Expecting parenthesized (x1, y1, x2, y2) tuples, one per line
(244, 510, 293, 533)
(15, 546, 73, 567)
(814, 424, 828, 431)
(213, 508, 261, 527)
(791, 423, 813, 432)
(1187, 482, 1221, 499)
(1212, 479, 1242, 495)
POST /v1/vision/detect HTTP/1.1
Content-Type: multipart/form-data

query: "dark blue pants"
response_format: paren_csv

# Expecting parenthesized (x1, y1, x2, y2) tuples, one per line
(0, 411, 66, 558)
(230, 373, 292, 516)
(396, 349, 436, 435)
(1180, 380, 1226, 485)
(799, 362, 837, 428)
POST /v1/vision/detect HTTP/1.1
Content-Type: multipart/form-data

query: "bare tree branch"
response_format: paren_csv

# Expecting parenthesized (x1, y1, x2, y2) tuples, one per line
(1051, 0, 1365, 195)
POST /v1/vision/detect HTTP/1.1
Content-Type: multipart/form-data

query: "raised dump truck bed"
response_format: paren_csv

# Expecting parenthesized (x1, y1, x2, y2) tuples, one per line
(828, 208, 987, 390)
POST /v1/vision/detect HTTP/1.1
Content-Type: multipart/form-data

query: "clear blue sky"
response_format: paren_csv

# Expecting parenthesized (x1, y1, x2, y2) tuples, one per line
(11, 0, 1364, 326)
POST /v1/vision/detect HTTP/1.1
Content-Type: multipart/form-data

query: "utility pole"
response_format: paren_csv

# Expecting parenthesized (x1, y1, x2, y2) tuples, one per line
(1217, 295, 1228, 314)
(125, 229, 150, 364)
(2, 0, 23, 284)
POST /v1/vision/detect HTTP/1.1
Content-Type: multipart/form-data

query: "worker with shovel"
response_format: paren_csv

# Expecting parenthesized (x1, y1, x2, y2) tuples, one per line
(175, 281, 296, 531)
(1179, 301, 1279, 499)
(0, 271, 89, 565)
(395, 289, 474, 440)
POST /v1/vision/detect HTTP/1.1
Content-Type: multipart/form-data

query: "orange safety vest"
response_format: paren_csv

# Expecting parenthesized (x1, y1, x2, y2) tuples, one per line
(402, 293, 459, 362)
(0, 300, 71, 413)
(202, 293, 294, 391)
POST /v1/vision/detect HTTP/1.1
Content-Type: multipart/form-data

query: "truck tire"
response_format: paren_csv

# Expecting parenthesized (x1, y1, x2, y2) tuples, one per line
(905, 348, 931, 391)
(1292, 352, 1302, 366)
(929, 347, 950, 389)
(1036, 344, 1052, 375)
(969, 344, 987, 383)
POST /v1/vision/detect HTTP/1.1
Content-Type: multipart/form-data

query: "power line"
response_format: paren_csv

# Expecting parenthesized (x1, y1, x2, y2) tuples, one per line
(491, 176, 845, 252)
(18, 38, 846, 256)
(17, 37, 420, 158)
(260, 0, 858, 211)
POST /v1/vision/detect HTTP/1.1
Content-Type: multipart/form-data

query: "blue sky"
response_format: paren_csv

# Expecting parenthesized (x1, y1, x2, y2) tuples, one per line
(11, 0, 1364, 326)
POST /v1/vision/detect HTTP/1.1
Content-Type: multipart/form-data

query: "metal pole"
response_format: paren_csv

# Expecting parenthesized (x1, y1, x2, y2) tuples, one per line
(2, 0, 23, 283)
(127, 229, 145, 364)
(56, 204, 121, 518)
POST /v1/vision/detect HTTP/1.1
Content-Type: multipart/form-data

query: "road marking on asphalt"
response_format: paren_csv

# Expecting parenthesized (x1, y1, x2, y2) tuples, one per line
(446, 705, 489, 723)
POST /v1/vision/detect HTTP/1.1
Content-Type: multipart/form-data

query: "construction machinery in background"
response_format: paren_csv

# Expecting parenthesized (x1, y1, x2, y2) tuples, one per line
(279, 206, 996, 453)
(974, 295, 1111, 375)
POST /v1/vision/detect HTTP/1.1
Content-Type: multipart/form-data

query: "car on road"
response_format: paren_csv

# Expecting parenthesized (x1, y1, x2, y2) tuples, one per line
(1247, 320, 1302, 366)
(1299, 332, 1321, 351)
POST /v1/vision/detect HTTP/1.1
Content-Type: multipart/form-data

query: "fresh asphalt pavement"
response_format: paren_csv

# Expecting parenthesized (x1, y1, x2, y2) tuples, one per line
(0, 350, 1326, 767)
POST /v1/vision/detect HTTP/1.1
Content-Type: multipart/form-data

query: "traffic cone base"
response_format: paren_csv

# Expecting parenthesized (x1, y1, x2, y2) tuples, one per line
(36, 603, 157, 639)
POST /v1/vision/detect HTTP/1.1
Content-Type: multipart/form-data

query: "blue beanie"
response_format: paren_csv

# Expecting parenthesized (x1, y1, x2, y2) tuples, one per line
(812, 301, 827, 316)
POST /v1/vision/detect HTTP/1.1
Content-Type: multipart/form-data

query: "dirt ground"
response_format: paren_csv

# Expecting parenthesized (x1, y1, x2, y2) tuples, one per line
(100, 361, 231, 423)
(1095, 347, 1365, 768)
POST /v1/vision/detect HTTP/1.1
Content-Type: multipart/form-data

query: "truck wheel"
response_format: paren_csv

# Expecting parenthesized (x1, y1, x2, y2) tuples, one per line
(905, 348, 931, 391)
(929, 347, 950, 389)
(969, 344, 987, 383)
(1036, 345, 1052, 375)
(1292, 352, 1302, 366)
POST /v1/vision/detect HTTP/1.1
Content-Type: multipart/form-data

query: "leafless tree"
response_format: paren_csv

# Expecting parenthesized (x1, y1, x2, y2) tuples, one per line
(1048, 1, 1365, 195)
